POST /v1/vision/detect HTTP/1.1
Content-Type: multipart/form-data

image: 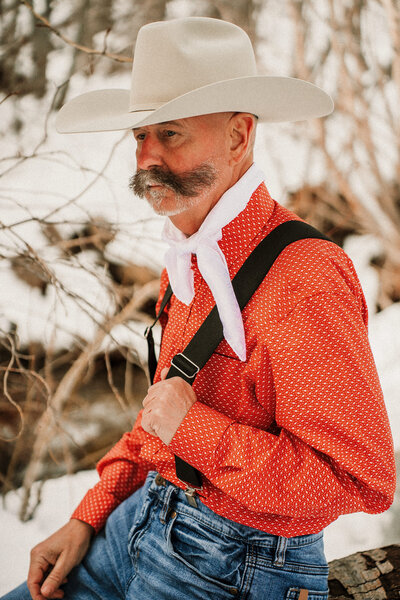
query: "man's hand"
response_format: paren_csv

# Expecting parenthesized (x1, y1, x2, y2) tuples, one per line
(27, 518, 94, 600)
(142, 368, 197, 445)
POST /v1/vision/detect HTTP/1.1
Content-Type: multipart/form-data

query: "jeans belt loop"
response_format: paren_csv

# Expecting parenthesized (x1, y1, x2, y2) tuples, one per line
(273, 536, 288, 567)
(159, 483, 176, 524)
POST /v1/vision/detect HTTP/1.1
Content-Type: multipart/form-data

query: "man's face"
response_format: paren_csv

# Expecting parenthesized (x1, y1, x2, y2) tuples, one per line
(130, 114, 232, 217)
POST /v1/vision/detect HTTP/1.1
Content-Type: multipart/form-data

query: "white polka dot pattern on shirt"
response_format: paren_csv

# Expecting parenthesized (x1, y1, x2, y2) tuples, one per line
(72, 183, 395, 537)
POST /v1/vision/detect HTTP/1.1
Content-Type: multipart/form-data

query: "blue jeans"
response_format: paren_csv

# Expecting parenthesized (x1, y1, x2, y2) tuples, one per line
(2, 472, 329, 599)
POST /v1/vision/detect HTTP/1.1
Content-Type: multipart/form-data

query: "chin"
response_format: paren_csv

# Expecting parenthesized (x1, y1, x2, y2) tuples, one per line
(147, 192, 199, 217)
(152, 205, 189, 217)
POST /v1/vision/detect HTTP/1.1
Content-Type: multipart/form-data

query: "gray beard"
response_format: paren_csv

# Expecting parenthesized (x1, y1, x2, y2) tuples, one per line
(128, 163, 217, 215)
(142, 188, 202, 216)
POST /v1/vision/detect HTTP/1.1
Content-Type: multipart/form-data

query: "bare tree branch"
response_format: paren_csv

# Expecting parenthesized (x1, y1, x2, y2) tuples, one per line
(20, 0, 133, 63)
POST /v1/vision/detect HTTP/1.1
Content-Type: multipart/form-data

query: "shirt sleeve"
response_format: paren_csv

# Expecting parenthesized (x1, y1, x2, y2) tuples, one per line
(169, 289, 396, 520)
(71, 411, 154, 532)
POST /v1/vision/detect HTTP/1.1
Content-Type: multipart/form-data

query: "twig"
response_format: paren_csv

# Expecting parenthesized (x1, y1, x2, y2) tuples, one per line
(20, 0, 132, 64)
(0, 92, 19, 105)
(104, 351, 132, 422)
(18, 283, 156, 520)
(1, 335, 24, 442)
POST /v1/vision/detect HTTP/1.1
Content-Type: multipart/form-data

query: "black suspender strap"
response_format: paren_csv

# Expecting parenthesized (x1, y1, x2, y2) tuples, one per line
(145, 283, 172, 385)
(145, 220, 332, 489)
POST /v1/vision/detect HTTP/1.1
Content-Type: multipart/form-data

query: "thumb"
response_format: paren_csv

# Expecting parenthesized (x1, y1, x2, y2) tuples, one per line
(160, 367, 169, 380)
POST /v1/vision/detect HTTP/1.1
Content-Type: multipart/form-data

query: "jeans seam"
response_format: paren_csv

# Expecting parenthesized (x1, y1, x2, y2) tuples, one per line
(239, 544, 256, 600)
(256, 561, 329, 576)
(285, 532, 324, 548)
(126, 500, 158, 595)
(171, 502, 324, 550)
(174, 507, 269, 546)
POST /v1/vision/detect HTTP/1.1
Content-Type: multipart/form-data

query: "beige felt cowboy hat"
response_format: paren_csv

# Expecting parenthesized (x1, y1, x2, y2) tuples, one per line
(56, 17, 333, 133)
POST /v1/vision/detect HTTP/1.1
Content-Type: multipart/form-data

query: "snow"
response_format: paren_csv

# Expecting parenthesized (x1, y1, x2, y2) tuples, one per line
(1, 2, 399, 593)
(0, 472, 98, 594)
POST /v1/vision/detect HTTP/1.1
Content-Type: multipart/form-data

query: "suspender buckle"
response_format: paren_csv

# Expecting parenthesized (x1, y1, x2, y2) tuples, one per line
(184, 486, 199, 508)
(171, 353, 200, 379)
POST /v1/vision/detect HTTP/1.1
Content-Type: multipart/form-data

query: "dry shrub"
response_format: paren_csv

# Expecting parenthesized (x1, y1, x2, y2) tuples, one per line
(285, 0, 400, 309)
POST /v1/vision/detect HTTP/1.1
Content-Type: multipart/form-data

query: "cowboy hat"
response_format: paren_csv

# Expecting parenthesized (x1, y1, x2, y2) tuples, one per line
(56, 17, 333, 133)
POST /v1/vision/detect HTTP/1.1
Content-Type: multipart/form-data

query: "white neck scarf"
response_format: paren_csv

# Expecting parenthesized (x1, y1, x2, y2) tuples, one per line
(162, 163, 265, 361)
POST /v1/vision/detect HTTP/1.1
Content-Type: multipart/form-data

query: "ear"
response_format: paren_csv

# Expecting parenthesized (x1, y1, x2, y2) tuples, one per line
(228, 113, 256, 164)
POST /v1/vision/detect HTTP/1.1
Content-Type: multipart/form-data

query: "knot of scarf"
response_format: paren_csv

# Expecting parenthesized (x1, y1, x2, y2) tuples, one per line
(162, 164, 265, 361)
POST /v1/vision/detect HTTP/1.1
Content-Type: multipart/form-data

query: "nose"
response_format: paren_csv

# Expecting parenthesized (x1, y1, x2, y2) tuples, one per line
(136, 133, 164, 171)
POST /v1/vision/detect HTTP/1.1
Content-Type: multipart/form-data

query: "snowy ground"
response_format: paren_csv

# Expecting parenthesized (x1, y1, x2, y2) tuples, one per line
(0, 472, 98, 595)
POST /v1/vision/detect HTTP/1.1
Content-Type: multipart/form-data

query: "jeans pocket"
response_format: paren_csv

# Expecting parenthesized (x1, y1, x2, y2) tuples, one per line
(127, 490, 156, 560)
(166, 511, 245, 594)
(268, 535, 329, 599)
(286, 588, 329, 600)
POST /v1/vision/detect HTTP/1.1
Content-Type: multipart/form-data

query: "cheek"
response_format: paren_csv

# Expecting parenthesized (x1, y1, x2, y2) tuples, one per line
(205, 135, 230, 165)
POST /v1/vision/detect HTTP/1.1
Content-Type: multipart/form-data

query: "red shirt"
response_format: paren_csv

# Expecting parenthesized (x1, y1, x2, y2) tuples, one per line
(72, 183, 395, 537)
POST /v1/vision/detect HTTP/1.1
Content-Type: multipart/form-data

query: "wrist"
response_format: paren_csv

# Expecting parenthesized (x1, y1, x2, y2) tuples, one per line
(70, 518, 95, 537)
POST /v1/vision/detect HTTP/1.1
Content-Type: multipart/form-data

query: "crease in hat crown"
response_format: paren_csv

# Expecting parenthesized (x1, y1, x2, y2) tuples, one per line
(128, 17, 257, 111)
(56, 16, 334, 134)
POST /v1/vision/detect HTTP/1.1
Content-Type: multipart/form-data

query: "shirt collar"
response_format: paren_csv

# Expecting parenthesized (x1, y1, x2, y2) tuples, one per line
(162, 162, 265, 245)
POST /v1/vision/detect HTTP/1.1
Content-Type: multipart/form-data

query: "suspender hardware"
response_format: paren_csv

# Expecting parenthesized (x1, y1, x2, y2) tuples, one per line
(184, 486, 199, 507)
(170, 353, 200, 379)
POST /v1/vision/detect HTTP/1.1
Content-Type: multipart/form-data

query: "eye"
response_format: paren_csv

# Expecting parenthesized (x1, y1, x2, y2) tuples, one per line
(133, 128, 146, 141)
(164, 130, 176, 137)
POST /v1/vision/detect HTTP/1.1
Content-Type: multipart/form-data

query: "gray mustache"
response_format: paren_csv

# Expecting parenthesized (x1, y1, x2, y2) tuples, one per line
(129, 164, 217, 198)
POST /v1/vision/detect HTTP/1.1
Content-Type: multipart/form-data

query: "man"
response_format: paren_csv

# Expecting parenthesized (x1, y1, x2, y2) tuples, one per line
(3, 17, 395, 600)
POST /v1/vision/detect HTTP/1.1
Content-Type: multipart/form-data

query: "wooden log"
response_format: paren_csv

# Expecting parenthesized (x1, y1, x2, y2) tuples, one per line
(328, 544, 400, 599)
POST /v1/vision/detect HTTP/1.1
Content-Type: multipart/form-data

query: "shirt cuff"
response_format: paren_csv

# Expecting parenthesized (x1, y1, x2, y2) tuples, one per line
(168, 401, 233, 473)
(71, 486, 122, 533)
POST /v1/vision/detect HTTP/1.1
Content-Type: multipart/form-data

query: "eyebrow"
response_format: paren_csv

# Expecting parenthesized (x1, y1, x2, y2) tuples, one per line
(133, 120, 184, 132)
(159, 120, 184, 128)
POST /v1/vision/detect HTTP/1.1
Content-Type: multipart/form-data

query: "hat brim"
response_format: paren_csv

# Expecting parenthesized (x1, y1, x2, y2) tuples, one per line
(56, 76, 333, 133)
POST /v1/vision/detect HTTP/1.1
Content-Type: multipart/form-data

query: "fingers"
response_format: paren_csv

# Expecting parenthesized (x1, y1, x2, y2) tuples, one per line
(27, 520, 93, 600)
(142, 392, 152, 408)
(160, 367, 169, 380)
(37, 553, 73, 598)
(40, 556, 69, 598)
(141, 403, 158, 438)
(28, 551, 54, 600)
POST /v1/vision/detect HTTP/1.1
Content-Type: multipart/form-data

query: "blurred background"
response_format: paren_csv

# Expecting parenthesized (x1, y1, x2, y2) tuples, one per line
(1, 0, 399, 591)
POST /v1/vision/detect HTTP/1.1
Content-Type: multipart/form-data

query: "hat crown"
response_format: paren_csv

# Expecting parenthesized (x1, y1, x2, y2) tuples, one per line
(129, 17, 257, 111)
